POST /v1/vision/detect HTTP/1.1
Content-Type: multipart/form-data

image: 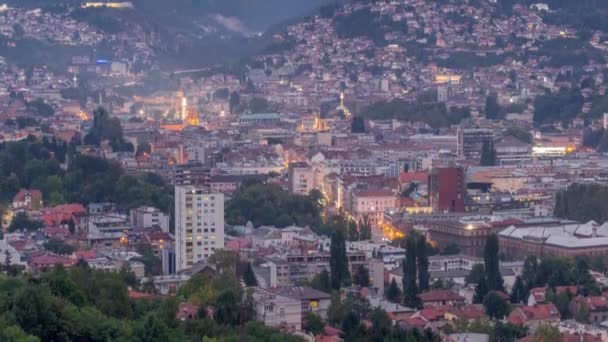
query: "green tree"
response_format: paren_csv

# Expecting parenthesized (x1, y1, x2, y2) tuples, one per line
(547, 289, 573, 319)
(416, 234, 429, 292)
(330, 230, 350, 290)
(311, 269, 331, 293)
(480, 140, 497, 166)
(473, 279, 489, 304)
(351, 116, 365, 133)
(484, 94, 501, 120)
(134, 314, 175, 342)
(8, 212, 44, 232)
(242, 262, 258, 287)
(354, 265, 370, 287)
(304, 312, 324, 336)
(574, 300, 590, 323)
(84, 107, 133, 152)
(402, 235, 420, 309)
(574, 257, 600, 296)
(370, 308, 391, 342)
(359, 215, 372, 240)
(43, 239, 75, 255)
(386, 278, 402, 303)
(466, 264, 486, 285)
(214, 290, 240, 326)
(510, 276, 528, 304)
(441, 243, 460, 255)
(534, 324, 562, 342)
(483, 291, 510, 320)
(12, 285, 60, 341)
(484, 234, 504, 292)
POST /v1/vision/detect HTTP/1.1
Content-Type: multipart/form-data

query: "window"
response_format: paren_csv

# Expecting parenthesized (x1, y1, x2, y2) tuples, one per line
(310, 300, 318, 309)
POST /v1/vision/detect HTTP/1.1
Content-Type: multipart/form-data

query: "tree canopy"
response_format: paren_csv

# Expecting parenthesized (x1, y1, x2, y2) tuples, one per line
(554, 183, 608, 223)
(225, 181, 322, 228)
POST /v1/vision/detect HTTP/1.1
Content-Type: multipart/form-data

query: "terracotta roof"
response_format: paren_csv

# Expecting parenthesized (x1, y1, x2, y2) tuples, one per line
(419, 290, 465, 303)
(508, 303, 560, 324)
(401, 317, 428, 328)
(399, 171, 428, 184)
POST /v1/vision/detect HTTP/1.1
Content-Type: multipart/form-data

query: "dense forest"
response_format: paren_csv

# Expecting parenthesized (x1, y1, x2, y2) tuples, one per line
(0, 262, 305, 342)
(0, 136, 172, 216)
(554, 183, 608, 223)
(225, 181, 323, 228)
(360, 98, 470, 128)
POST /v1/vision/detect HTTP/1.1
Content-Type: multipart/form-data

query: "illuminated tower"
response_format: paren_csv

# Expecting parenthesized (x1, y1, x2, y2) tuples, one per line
(336, 91, 351, 117)
(181, 97, 188, 121)
(186, 107, 199, 126)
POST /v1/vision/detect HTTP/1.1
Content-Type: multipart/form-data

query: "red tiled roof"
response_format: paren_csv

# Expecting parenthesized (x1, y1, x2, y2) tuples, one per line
(74, 250, 97, 260)
(323, 325, 342, 337)
(399, 171, 428, 184)
(401, 317, 428, 327)
(508, 303, 560, 324)
(30, 253, 77, 268)
(418, 307, 449, 321)
(419, 290, 465, 303)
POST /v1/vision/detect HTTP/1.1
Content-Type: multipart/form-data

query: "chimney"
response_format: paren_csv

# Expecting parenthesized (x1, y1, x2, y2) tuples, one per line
(593, 225, 598, 238)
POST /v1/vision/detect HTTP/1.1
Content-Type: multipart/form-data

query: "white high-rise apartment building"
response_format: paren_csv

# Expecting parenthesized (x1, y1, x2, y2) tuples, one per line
(175, 186, 224, 272)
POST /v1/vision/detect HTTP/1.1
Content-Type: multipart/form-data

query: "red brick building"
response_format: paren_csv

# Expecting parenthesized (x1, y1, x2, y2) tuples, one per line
(428, 167, 465, 213)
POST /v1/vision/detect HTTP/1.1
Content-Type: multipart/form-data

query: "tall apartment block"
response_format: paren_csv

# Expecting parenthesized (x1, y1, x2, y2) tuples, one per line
(175, 186, 224, 272)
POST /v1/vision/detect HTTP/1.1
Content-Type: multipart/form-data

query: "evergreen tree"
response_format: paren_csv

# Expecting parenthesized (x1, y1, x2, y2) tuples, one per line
(351, 116, 366, 133)
(483, 291, 510, 320)
(214, 290, 240, 326)
(510, 276, 528, 304)
(386, 278, 402, 303)
(358, 215, 372, 240)
(574, 257, 600, 296)
(304, 312, 324, 336)
(484, 234, 504, 292)
(480, 140, 497, 166)
(575, 300, 590, 323)
(473, 279, 489, 304)
(330, 230, 350, 290)
(311, 269, 332, 292)
(485, 94, 501, 119)
(243, 262, 257, 287)
(354, 265, 370, 287)
(402, 235, 420, 308)
(416, 234, 430, 292)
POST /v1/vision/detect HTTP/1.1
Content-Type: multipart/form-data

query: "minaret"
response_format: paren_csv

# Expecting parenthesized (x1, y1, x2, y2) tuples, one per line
(181, 96, 188, 121)
(337, 90, 351, 117)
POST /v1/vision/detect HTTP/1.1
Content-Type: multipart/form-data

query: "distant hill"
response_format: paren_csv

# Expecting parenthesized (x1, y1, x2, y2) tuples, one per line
(8, 0, 334, 32)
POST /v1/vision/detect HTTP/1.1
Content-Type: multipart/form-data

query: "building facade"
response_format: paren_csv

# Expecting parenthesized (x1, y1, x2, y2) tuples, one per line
(175, 186, 224, 272)
(288, 162, 314, 195)
(428, 167, 466, 213)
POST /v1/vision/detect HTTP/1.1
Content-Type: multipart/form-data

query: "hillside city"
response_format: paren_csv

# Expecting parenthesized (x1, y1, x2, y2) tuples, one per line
(2, 0, 608, 341)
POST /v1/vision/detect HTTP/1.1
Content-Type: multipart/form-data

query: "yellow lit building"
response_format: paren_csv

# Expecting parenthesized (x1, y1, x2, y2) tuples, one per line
(435, 74, 461, 85)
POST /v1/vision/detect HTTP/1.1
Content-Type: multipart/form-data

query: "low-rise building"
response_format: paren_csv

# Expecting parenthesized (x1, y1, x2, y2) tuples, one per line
(269, 287, 331, 320)
(252, 287, 302, 331)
